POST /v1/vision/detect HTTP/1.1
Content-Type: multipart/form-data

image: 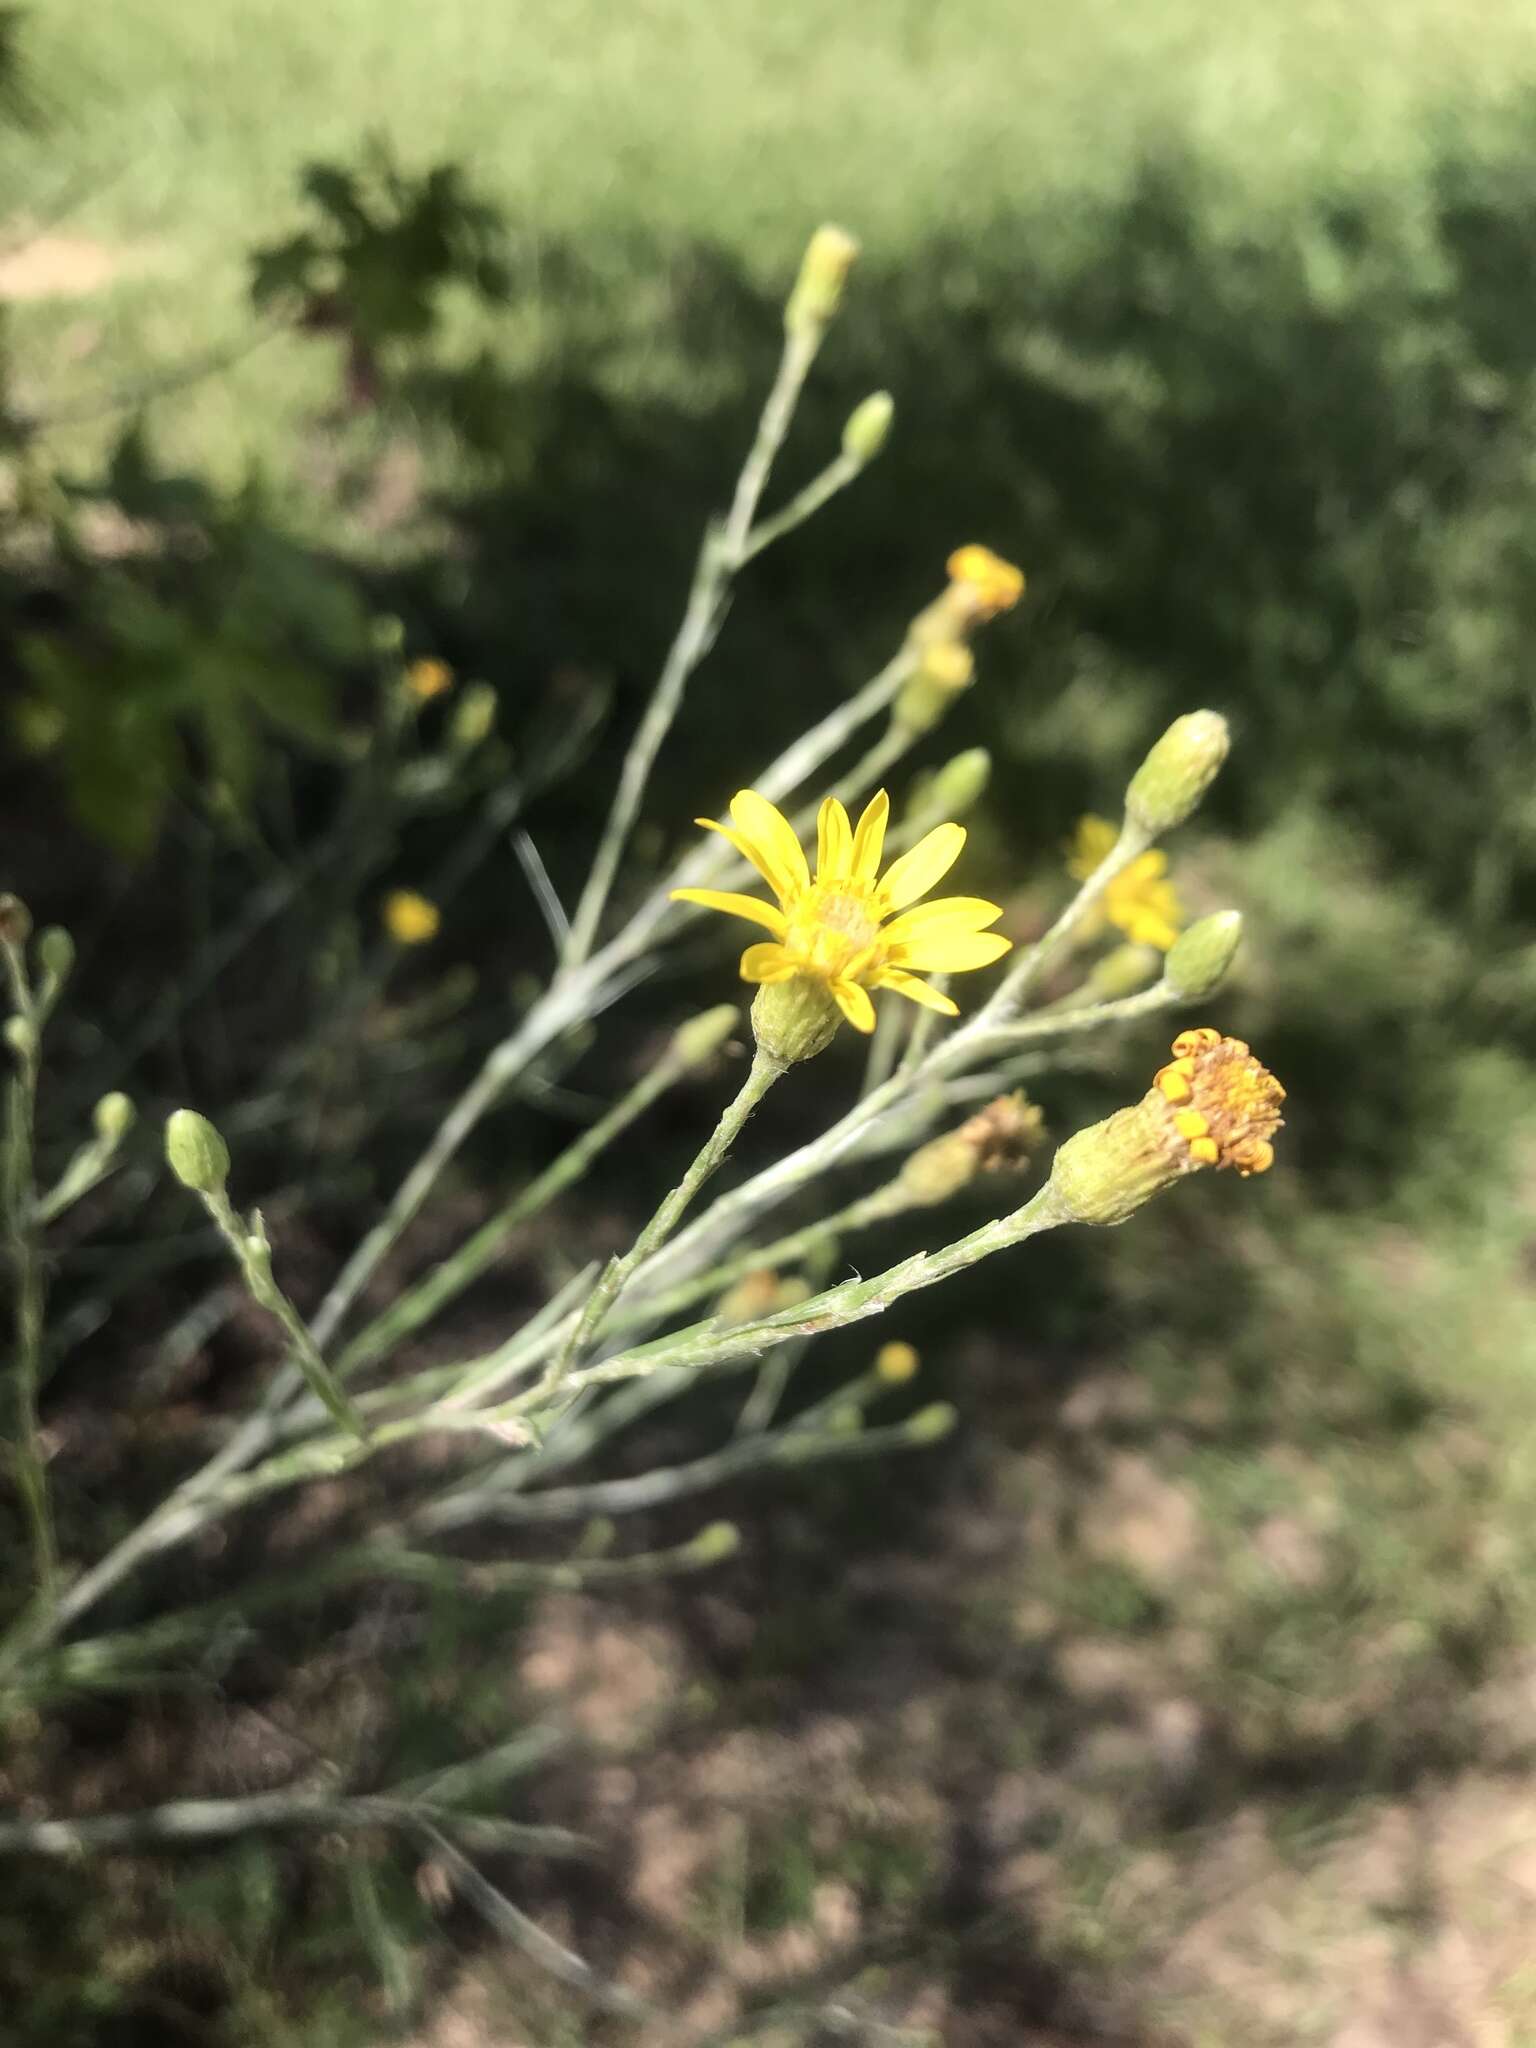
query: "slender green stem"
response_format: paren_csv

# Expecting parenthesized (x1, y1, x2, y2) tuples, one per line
(550, 1049, 785, 1381)
(2, 941, 57, 1609)
(203, 1193, 366, 1440)
(736, 449, 860, 564)
(562, 326, 820, 971)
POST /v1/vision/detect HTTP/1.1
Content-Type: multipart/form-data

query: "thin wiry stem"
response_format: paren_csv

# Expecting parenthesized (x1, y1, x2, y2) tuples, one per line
(562, 326, 819, 971)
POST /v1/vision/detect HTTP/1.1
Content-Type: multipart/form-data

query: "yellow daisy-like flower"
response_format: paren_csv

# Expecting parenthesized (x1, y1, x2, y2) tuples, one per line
(672, 788, 1011, 1034)
(1068, 814, 1183, 953)
(405, 657, 454, 702)
(383, 889, 441, 945)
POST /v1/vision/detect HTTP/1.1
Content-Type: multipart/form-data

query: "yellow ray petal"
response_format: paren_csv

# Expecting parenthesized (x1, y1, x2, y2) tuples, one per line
(874, 967, 959, 1015)
(831, 979, 876, 1032)
(879, 896, 1004, 948)
(670, 887, 788, 936)
(816, 796, 853, 880)
(885, 929, 1014, 973)
(731, 790, 810, 900)
(738, 942, 798, 983)
(696, 817, 790, 900)
(876, 822, 966, 912)
(850, 789, 890, 882)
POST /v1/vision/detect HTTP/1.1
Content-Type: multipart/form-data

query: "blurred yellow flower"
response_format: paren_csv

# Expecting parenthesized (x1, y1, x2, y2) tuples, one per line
(876, 1340, 920, 1384)
(945, 544, 1025, 620)
(405, 657, 454, 702)
(383, 890, 441, 945)
(673, 787, 1011, 1034)
(1068, 814, 1183, 953)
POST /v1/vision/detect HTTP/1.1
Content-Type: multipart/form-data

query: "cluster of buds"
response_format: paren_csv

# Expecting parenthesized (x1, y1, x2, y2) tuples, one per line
(898, 1090, 1044, 1207)
(896, 545, 1026, 735)
(1048, 1029, 1285, 1225)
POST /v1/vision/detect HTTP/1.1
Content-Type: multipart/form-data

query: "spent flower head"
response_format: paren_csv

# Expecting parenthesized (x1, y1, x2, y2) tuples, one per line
(1049, 1028, 1285, 1225)
(405, 657, 454, 702)
(1068, 814, 1183, 953)
(674, 788, 1010, 1041)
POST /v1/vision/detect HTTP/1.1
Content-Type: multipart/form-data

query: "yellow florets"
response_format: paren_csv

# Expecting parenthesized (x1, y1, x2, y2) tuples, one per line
(672, 787, 1011, 1036)
(383, 889, 441, 945)
(1153, 1028, 1285, 1176)
(405, 657, 454, 702)
(876, 1340, 920, 1384)
(1068, 814, 1184, 953)
(946, 545, 1026, 620)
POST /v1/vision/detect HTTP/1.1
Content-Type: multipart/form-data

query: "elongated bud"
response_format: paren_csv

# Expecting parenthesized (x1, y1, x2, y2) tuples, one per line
(876, 1340, 919, 1385)
(689, 1521, 741, 1564)
(36, 927, 74, 986)
(165, 1109, 231, 1196)
(1049, 1029, 1284, 1225)
(842, 390, 894, 465)
(1164, 911, 1243, 1000)
(671, 1003, 740, 1070)
(1125, 711, 1230, 836)
(92, 1092, 136, 1145)
(923, 747, 992, 820)
(894, 638, 975, 735)
(784, 224, 859, 339)
(4, 1016, 35, 1060)
(750, 978, 839, 1066)
(448, 681, 498, 751)
(0, 894, 32, 948)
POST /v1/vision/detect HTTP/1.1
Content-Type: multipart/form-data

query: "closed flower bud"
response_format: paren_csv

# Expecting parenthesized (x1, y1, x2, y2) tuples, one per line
(449, 682, 498, 751)
(750, 978, 840, 1066)
(1082, 943, 1163, 1003)
(0, 894, 32, 948)
(689, 1521, 740, 1564)
(716, 1267, 784, 1326)
(92, 1092, 135, 1145)
(842, 390, 894, 465)
(36, 926, 74, 985)
(1125, 711, 1230, 837)
(671, 1003, 740, 1070)
(1164, 910, 1243, 1000)
(876, 1340, 920, 1384)
(895, 638, 976, 735)
(404, 657, 453, 702)
(4, 1015, 35, 1060)
(1048, 1029, 1284, 1225)
(164, 1109, 231, 1196)
(923, 747, 992, 821)
(784, 224, 859, 338)
(905, 1401, 958, 1444)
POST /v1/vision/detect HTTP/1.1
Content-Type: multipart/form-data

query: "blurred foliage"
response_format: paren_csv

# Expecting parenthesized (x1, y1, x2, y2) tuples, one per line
(10, 427, 368, 853)
(250, 141, 512, 410)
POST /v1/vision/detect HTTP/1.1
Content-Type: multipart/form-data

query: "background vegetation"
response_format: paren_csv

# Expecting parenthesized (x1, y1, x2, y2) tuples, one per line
(3, 2, 1536, 2041)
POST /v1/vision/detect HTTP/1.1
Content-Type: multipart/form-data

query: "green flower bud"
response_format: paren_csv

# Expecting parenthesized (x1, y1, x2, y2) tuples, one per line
(842, 390, 894, 465)
(784, 224, 859, 339)
(92, 1092, 136, 1145)
(1048, 1101, 1185, 1226)
(36, 926, 75, 987)
(671, 1003, 740, 1070)
(164, 1109, 231, 1196)
(1164, 910, 1243, 1000)
(449, 681, 498, 751)
(750, 977, 839, 1066)
(0, 894, 32, 948)
(4, 1015, 35, 1060)
(1082, 943, 1162, 1003)
(370, 614, 405, 654)
(689, 1521, 741, 1564)
(904, 1402, 958, 1445)
(923, 747, 992, 821)
(1125, 711, 1230, 837)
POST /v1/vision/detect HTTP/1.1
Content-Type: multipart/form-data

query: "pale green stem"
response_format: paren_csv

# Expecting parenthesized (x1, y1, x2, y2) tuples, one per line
(2, 964, 57, 1608)
(333, 1033, 717, 1381)
(562, 326, 819, 971)
(550, 1049, 786, 1382)
(202, 1191, 366, 1441)
(736, 448, 861, 565)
